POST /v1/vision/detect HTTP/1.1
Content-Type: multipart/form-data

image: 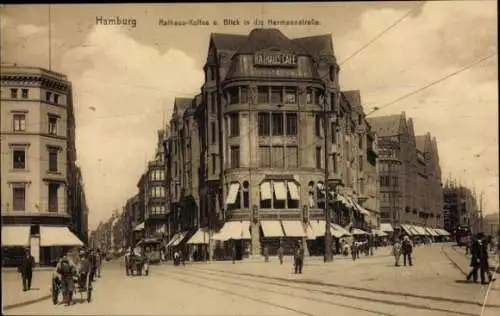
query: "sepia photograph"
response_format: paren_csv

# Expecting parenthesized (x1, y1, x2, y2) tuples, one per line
(0, 1, 498, 315)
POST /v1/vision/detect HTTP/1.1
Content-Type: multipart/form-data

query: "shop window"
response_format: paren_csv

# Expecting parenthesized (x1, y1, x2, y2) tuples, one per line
(285, 113, 297, 136)
(258, 112, 270, 136)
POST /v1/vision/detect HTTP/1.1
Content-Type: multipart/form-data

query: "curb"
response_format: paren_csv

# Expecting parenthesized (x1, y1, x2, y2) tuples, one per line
(2, 293, 52, 311)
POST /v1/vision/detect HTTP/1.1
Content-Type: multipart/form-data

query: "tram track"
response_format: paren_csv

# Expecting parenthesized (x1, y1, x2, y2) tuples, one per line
(152, 265, 483, 316)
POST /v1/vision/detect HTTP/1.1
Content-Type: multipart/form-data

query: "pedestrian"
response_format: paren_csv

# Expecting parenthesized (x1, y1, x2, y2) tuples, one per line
(95, 249, 102, 278)
(401, 236, 413, 266)
(478, 233, 493, 284)
(294, 241, 305, 274)
(393, 239, 402, 266)
(263, 245, 269, 262)
(350, 241, 357, 261)
(89, 249, 97, 281)
(124, 248, 132, 276)
(277, 244, 284, 265)
(231, 244, 236, 264)
(179, 250, 185, 266)
(18, 248, 35, 291)
(76, 250, 90, 290)
(466, 234, 481, 282)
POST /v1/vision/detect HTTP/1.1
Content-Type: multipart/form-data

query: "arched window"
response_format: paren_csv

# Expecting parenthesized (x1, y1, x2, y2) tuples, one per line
(243, 181, 249, 208)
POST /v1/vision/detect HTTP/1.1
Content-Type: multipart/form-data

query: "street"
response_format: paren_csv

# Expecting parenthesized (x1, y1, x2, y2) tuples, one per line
(3, 244, 500, 316)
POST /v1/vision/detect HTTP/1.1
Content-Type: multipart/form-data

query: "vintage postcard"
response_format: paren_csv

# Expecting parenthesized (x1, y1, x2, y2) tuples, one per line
(1, 1, 498, 316)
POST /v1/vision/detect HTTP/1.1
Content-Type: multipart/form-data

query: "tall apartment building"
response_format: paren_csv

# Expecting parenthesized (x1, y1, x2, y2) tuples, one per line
(165, 29, 379, 260)
(1, 66, 86, 266)
(367, 113, 444, 233)
(442, 182, 480, 233)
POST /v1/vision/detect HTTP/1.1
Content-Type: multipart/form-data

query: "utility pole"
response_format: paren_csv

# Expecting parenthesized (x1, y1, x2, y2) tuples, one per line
(323, 87, 333, 263)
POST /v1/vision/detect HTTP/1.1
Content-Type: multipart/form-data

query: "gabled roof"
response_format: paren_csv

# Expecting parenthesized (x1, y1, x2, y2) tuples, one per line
(211, 33, 248, 52)
(292, 35, 334, 58)
(342, 90, 362, 112)
(235, 28, 308, 55)
(366, 114, 403, 137)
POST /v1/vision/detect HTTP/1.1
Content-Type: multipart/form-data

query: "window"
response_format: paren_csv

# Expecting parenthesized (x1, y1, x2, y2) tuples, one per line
(380, 175, 390, 187)
(174, 162, 178, 177)
(315, 115, 322, 137)
(48, 116, 57, 135)
(48, 183, 59, 212)
(272, 146, 284, 167)
(332, 154, 338, 174)
(287, 181, 299, 209)
(243, 181, 249, 208)
(227, 87, 239, 105)
(230, 146, 240, 168)
(358, 135, 363, 149)
(211, 154, 217, 175)
(21, 89, 28, 99)
(360, 179, 365, 195)
(287, 146, 298, 168)
(13, 114, 26, 131)
(10, 88, 18, 99)
(258, 113, 270, 136)
(284, 87, 297, 104)
(306, 88, 313, 104)
(48, 150, 58, 172)
(258, 86, 269, 103)
(211, 93, 216, 113)
(46, 91, 52, 102)
(315, 147, 322, 169)
(259, 146, 271, 167)
(271, 113, 283, 136)
(359, 155, 364, 172)
(209, 67, 215, 81)
(54, 94, 60, 104)
(13, 186, 26, 211)
(211, 121, 216, 144)
(152, 186, 165, 198)
(229, 113, 239, 137)
(13, 150, 26, 169)
(285, 113, 297, 136)
(240, 86, 248, 104)
(270, 87, 282, 104)
(331, 123, 336, 144)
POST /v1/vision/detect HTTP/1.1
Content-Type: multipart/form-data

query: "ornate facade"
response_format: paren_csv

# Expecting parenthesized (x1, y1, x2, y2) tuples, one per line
(165, 29, 379, 260)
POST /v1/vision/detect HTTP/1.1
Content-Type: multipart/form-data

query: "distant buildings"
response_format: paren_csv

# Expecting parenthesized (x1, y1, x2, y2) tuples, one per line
(442, 181, 481, 234)
(367, 112, 444, 234)
(483, 213, 499, 237)
(1, 66, 88, 266)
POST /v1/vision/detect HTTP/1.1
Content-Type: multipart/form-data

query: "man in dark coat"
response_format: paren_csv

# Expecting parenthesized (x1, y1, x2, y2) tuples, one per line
(18, 248, 35, 291)
(466, 234, 481, 282)
(401, 236, 413, 266)
(88, 249, 97, 281)
(478, 233, 493, 284)
(294, 241, 305, 274)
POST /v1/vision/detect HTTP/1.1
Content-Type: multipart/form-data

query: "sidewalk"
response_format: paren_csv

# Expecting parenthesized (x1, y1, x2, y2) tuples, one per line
(2, 269, 54, 312)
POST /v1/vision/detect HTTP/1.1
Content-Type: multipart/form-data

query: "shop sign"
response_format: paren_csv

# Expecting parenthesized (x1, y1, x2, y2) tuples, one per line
(254, 51, 298, 67)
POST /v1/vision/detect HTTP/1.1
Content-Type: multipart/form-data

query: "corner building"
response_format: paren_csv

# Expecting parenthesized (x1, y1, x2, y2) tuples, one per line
(167, 29, 379, 260)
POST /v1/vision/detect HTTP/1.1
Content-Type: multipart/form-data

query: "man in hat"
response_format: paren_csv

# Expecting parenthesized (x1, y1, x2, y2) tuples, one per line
(56, 252, 77, 305)
(401, 236, 413, 266)
(18, 248, 35, 291)
(294, 241, 305, 274)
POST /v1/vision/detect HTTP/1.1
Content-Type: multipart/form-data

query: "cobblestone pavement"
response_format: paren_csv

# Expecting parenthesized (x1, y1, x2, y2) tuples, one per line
(3, 244, 500, 316)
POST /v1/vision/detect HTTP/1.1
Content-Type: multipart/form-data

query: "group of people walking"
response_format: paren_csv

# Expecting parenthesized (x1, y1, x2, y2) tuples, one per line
(466, 232, 494, 284)
(392, 236, 414, 266)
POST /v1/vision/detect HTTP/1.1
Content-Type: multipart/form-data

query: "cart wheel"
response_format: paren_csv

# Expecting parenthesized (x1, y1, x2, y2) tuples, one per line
(51, 280, 58, 305)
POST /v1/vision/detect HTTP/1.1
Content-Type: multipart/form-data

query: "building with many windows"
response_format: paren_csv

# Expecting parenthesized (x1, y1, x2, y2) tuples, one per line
(1, 66, 86, 266)
(165, 29, 379, 260)
(367, 113, 444, 235)
(442, 181, 480, 234)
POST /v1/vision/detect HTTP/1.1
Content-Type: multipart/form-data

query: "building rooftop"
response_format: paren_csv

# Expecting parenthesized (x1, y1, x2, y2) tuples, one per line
(235, 28, 308, 55)
(415, 134, 429, 152)
(1, 65, 69, 81)
(366, 113, 403, 137)
(343, 90, 363, 112)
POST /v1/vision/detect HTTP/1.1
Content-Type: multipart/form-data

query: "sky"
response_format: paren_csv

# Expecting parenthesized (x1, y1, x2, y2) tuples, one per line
(1, 1, 497, 230)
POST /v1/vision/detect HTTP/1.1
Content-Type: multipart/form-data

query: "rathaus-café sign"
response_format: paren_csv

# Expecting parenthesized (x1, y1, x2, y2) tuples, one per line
(254, 51, 298, 67)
